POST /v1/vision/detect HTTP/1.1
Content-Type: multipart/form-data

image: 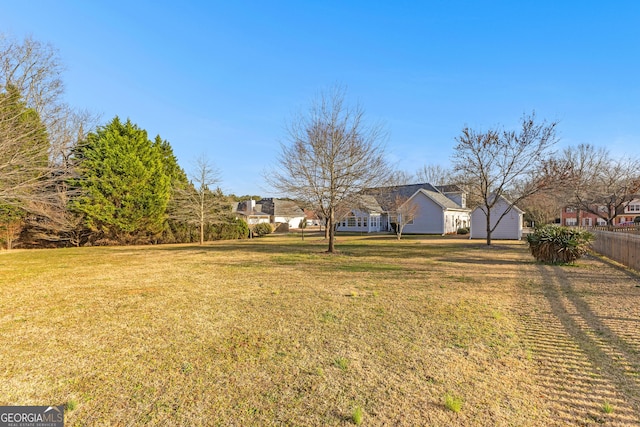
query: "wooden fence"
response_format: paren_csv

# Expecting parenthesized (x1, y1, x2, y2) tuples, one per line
(592, 230, 640, 272)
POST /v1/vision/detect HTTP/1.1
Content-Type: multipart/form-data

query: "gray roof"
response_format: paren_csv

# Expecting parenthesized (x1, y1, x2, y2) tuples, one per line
(473, 194, 524, 214)
(232, 201, 270, 216)
(257, 198, 305, 217)
(363, 182, 468, 211)
(435, 184, 463, 194)
(354, 194, 383, 213)
(418, 189, 465, 210)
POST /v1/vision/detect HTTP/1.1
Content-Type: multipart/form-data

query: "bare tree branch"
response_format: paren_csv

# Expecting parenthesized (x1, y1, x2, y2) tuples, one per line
(452, 112, 559, 244)
(266, 86, 391, 252)
(560, 144, 640, 227)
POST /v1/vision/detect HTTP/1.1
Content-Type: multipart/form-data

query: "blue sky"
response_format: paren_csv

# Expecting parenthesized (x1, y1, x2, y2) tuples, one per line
(2, 1, 639, 196)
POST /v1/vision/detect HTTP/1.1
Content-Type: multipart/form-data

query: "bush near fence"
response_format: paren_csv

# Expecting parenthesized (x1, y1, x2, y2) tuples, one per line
(591, 230, 640, 272)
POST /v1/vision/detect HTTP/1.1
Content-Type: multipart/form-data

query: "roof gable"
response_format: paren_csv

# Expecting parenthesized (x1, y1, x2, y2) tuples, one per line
(414, 189, 465, 210)
(472, 194, 524, 214)
(365, 182, 468, 211)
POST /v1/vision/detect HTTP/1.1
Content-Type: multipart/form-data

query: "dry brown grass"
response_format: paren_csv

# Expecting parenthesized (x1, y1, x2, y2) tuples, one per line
(1, 233, 639, 426)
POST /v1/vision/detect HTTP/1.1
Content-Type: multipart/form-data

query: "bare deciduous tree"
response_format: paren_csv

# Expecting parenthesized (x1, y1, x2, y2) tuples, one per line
(390, 194, 420, 240)
(0, 34, 64, 121)
(388, 170, 415, 186)
(415, 163, 453, 186)
(560, 144, 640, 227)
(171, 154, 225, 245)
(0, 85, 50, 209)
(452, 113, 559, 245)
(518, 190, 562, 226)
(1, 34, 95, 246)
(267, 86, 391, 253)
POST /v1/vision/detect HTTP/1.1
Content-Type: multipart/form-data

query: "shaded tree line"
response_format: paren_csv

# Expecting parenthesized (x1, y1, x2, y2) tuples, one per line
(0, 35, 246, 249)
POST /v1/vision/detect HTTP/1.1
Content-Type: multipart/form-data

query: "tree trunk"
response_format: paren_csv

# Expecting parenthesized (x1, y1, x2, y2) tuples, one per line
(199, 197, 205, 245)
(328, 208, 335, 253)
(485, 209, 492, 246)
(5, 230, 12, 250)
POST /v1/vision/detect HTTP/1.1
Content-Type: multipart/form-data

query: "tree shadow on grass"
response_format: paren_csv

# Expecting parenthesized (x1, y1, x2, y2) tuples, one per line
(520, 261, 640, 424)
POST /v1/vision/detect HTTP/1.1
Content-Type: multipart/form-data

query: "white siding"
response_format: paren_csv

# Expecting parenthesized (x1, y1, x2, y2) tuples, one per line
(444, 211, 471, 234)
(336, 210, 383, 232)
(403, 192, 447, 234)
(470, 198, 523, 240)
(274, 215, 305, 229)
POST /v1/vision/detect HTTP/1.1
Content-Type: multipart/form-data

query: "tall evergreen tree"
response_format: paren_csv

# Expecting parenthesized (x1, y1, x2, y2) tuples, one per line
(72, 117, 171, 244)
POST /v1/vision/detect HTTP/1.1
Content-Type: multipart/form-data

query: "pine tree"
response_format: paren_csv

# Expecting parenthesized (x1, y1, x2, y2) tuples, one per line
(72, 117, 171, 244)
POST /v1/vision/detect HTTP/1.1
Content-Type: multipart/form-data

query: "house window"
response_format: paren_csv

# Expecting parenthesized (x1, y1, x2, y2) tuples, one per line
(363, 217, 368, 227)
(565, 218, 577, 226)
(565, 207, 575, 213)
(357, 217, 361, 227)
(627, 204, 640, 213)
(347, 215, 356, 227)
(597, 218, 607, 226)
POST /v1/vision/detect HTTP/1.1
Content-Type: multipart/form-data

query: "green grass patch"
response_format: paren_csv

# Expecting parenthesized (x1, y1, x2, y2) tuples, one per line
(444, 393, 463, 413)
(64, 399, 78, 411)
(351, 405, 364, 425)
(333, 356, 349, 371)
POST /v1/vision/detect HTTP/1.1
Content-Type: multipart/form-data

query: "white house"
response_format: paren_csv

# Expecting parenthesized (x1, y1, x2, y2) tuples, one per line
(258, 198, 306, 230)
(233, 199, 271, 225)
(336, 183, 470, 235)
(401, 188, 470, 234)
(336, 195, 388, 232)
(234, 198, 306, 230)
(470, 195, 524, 240)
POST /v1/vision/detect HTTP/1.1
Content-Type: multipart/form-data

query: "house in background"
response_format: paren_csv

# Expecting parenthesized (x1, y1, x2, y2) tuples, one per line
(560, 206, 607, 227)
(233, 199, 271, 225)
(234, 198, 305, 230)
(396, 184, 470, 234)
(470, 195, 524, 240)
(256, 198, 306, 230)
(336, 195, 387, 233)
(336, 183, 470, 235)
(617, 198, 640, 224)
(560, 198, 640, 227)
(303, 209, 323, 227)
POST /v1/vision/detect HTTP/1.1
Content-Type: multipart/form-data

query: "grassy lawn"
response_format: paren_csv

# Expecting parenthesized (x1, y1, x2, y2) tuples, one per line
(1, 233, 639, 426)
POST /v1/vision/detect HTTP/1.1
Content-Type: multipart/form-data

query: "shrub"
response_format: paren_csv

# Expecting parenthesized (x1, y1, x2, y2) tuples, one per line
(457, 227, 469, 235)
(526, 225, 593, 264)
(252, 222, 273, 237)
(217, 218, 249, 240)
